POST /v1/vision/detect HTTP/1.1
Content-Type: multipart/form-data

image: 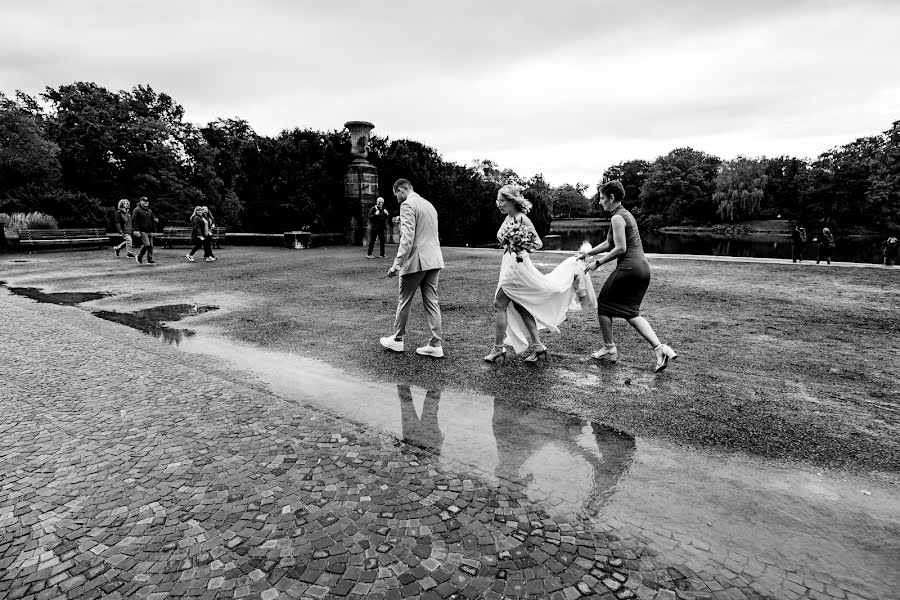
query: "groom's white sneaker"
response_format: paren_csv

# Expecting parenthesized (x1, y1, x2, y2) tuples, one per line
(416, 344, 444, 358)
(380, 336, 404, 352)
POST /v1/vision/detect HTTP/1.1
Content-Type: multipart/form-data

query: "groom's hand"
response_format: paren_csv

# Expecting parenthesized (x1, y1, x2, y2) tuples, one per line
(388, 266, 399, 278)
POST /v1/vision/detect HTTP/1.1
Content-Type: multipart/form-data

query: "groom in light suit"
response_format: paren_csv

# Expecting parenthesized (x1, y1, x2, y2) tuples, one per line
(380, 178, 445, 358)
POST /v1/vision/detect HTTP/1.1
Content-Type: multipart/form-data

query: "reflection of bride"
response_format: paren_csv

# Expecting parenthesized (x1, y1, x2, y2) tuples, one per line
(492, 399, 635, 510)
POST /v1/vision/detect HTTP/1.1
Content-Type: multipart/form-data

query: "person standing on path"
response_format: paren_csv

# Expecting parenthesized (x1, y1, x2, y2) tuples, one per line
(792, 224, 807, 263)
(883, 236, 899, 266)
(367, 197, 389, 259)
(816, 227, 835, 265)
(578, 180, 677, 373)
(113, 199, 135, 258)
(380, 179, 445, 358)
(132, 197, 157, 265)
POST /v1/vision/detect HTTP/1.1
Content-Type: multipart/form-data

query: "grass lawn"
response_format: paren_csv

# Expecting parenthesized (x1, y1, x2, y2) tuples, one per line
(3, 245, 898, 478)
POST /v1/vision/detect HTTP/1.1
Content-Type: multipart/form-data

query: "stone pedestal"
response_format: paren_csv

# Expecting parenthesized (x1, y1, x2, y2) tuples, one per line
(343, 121, 378, 246)
(344, 159, 379, 246)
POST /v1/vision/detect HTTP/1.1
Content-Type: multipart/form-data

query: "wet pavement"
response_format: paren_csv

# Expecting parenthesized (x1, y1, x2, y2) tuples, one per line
(0, 285, 898, 600)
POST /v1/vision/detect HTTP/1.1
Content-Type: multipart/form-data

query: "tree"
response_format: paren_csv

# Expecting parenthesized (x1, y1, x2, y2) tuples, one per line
(0, 93, 61, 196)
(800, 136, 881, 228)
(764, 156, 807, 218)
(601, 159, 650, 207)
(713, 157, 768, 222)
(865, 121, 900, 232)
(552, 183, 592, 218)
(639, 148, 721, 225)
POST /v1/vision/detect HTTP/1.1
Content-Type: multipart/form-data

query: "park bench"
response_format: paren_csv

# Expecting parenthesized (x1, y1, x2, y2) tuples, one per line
(161, 226, 227, 249)
(17, 228, 107, 249)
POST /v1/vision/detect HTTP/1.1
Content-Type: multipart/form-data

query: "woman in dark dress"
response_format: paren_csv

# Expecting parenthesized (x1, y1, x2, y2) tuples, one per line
(577, 181, 677, 372)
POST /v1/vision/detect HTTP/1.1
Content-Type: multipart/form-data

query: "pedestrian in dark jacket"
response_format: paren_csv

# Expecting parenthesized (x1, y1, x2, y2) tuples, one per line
(883, 236, 899, 266)
(132, 197, 157, 265)
(113, 199, 135, 258)
(815, 227, 835, 265)
(367, 197, 389, 258)
(792, 225, 807, 263)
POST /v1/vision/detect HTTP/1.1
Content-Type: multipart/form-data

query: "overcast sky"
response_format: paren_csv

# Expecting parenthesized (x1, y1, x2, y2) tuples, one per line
(2, 0, 899, 187)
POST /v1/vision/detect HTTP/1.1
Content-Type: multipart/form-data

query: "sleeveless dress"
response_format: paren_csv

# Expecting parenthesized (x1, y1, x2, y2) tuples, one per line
(596, 207, 650, 319)
(496, 215, 596, 353)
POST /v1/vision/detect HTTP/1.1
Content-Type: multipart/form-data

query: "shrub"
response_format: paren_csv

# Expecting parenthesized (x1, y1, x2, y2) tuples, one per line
(0, 211, 59, 236)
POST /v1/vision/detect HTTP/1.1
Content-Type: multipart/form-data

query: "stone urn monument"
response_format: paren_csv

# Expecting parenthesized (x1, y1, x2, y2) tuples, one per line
(343, 121, 378, 246)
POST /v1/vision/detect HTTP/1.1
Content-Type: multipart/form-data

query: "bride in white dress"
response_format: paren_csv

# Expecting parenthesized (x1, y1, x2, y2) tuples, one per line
(484, 185, 596, 363)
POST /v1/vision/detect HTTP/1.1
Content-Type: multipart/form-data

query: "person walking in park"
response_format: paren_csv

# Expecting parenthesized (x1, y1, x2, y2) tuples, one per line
(132, 196, 157, 265)
(792, 224, 808, 263)
(815, 227, 835, 265)
(380, 179, 445, 358)
(185, 206, 213, 262)
(483, 184, 594, 363)
(367, 197, 389, 259)
(113, 199, 135, 258)
(883, 236, 899, 266)
(578, 180, 677, 373)
(202, 207, 217, 261)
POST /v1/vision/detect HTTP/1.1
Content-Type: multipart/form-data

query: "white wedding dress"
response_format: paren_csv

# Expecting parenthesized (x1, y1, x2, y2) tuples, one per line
(496, 219, 596, 353)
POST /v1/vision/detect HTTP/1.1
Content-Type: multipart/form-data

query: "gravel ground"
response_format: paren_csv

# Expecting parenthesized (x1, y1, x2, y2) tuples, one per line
(2, 246, 898, 478)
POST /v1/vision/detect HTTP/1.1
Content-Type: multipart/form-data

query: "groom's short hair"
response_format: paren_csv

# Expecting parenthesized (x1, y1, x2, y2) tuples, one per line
(393, 178, 413, 192)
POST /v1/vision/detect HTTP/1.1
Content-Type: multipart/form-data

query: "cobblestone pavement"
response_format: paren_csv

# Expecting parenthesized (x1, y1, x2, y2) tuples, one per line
(0, 292, 892, 600)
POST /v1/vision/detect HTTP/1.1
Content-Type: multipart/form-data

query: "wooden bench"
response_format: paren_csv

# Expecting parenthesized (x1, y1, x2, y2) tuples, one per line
(17, 228, 107, 249)
(161, 226, 227, 249)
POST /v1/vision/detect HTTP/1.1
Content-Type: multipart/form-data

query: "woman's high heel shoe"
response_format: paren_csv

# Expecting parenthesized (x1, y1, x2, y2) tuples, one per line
(484, 344, 507, 363)
(654, 344, 678, 373)
(524, 343, 548, 363)
(591, 344, 618, 363)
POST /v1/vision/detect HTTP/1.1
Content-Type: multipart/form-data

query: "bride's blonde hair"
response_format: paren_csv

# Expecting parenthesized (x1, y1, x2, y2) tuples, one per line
(496, 184, 532, 213)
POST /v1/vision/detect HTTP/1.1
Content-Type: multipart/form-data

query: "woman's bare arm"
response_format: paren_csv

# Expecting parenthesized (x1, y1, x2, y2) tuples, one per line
(586, 215, 627, 271)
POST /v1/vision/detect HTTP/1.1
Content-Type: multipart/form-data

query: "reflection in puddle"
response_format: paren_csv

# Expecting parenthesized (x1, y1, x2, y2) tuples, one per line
(5, 286, 110, 305)
(1, 284, 635, 515)
(116, 329, 635, 516)
(92, 305, 219, 344)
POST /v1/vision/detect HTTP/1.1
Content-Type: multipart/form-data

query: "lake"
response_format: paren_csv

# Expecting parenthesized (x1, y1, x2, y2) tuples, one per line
(544, 226, 885, 264)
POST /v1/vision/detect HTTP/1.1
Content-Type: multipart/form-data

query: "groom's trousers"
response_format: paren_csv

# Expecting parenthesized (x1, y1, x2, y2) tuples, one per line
(394, 268, 442, 344)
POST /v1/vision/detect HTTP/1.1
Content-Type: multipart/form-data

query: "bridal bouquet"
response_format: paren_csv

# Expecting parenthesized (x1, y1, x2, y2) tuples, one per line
(500, 222, 538, 262)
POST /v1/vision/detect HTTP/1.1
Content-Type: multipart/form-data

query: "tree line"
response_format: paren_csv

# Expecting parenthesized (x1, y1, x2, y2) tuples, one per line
(2, 81, 898, 244)
(0, 82, 556, 245)
(599, 130, 900, 234)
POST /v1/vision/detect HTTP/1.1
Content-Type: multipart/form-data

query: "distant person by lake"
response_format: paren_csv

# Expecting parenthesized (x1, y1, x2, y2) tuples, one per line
(814, 227, 835, 265)
(883, 236, 899, 266)
(792, 224, 807, 263)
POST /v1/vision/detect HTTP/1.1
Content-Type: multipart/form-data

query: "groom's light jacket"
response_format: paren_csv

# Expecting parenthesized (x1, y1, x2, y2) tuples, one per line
(392, 192, 445, 276)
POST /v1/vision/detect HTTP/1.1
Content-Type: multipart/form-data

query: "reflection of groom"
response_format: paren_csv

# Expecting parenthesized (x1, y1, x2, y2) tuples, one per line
(380, 178, 445, 358)
(397, 385, 444, 455)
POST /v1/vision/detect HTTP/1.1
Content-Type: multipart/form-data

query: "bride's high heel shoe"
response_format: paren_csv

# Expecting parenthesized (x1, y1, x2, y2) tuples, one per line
(654, 344, 678, 373)
(591, 344, 618, 363)
(524, 343, 548, 363)
(484, 344, 507, 363)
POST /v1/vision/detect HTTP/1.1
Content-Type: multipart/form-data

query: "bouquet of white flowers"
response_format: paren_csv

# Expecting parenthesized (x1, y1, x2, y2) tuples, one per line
(499, 222, 538, 262)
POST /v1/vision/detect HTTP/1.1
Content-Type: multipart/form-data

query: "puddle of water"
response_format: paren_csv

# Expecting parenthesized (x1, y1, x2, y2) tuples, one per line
(63, 299, 636, 515)
(168, 332, 636, 515)
(92, 304, 219, 345)
(5, 286, 110, 305)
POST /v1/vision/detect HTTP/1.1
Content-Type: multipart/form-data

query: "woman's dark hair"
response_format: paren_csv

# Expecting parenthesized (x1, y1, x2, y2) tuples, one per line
(600, 180, 626, 204)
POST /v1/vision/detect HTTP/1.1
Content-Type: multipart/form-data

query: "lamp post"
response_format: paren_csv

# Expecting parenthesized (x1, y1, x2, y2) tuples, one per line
(343, 121, 378, 246)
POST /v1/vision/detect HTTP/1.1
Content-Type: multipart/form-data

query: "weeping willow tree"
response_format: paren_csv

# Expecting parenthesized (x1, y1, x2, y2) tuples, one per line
(714, 157, 768, 222)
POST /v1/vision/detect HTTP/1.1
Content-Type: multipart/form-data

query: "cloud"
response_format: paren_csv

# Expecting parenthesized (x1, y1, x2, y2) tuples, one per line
(2, 0, 898, 185)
